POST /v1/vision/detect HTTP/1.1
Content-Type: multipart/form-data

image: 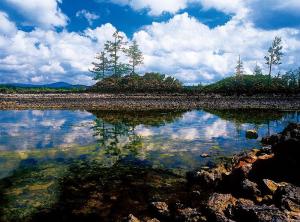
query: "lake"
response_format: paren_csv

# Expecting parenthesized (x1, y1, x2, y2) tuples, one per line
(0, 109, 299, 221)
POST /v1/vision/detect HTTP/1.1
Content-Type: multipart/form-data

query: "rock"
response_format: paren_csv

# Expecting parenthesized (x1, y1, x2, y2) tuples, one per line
(262, 179, 280, 194)
(207, 193, 237, 221)
(176, 208, 203, 222)
(201, 153, 210, 158)
(150, 202, 170, 218)
(241, 179, 261, 198)
(128, 214, 140, 222)
(274, 184, 300, 213)
(146, 218, 160, 222)
(187, 165, 229, 187)
(246, 130, 258, 139)
(232, 200, 288, 222)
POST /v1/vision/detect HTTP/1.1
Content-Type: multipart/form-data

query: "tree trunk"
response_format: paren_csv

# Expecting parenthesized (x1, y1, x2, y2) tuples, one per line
(268, 63, 272, 87)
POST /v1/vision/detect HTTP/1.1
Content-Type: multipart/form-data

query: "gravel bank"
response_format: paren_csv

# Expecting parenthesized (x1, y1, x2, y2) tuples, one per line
(1, 93, 300, 110)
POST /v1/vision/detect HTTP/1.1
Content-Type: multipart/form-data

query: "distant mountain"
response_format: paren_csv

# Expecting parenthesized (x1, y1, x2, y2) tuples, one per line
(4, 82, 88, 89)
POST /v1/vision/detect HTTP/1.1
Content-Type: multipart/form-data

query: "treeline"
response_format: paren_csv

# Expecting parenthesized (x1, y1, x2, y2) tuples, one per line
(0, 85, 85, 94)
(202, 72, 300, 94)
(89, 72, 182, 93)
(88, 33, 300, 94)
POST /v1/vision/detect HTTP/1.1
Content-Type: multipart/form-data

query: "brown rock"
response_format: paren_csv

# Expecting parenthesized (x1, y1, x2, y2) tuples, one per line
(176, 208, 203, 222)
(262, 179, 280, 193)
(150, 202, 170, 218)
(146, 218, 160, 222)
(128, 214, 140, 222)
(207, 193, 237, 221)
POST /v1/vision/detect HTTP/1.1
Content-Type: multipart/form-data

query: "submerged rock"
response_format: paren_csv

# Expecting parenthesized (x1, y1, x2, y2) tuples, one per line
(187, 165, 229, 187)
(246, 130, 258, 139)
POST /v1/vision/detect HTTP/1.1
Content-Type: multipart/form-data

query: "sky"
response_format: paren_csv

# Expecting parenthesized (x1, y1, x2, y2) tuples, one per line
(0, 0, 300, 85)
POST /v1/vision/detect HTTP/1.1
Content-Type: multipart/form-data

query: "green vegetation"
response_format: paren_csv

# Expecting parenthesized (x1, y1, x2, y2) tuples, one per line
(90, 72, 182, 93)
(88, 33, 299, 94)
(202, 71, 300, 94)
(1, 35, 299, 95)
(0, 85, 85, 94)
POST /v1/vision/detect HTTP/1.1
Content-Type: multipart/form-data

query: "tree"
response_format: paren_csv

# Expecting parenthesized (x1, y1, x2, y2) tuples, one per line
(105, 30, 129, 77)
(235, 55, 244, 77)
(253, 63, 263, 76)
(90, 51, 109, 80)
(264, 36, 283, 84)
(125, 40, 144, 75)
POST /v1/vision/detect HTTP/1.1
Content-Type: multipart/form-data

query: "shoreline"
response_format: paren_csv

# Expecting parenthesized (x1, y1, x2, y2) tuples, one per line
(1, 93, 300, 110)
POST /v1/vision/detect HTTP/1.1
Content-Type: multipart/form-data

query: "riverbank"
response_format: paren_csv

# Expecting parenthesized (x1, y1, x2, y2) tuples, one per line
(1, 93, 300, 110)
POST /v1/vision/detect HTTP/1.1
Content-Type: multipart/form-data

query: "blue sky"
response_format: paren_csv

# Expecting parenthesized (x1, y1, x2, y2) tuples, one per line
(0, 0, 300, 85)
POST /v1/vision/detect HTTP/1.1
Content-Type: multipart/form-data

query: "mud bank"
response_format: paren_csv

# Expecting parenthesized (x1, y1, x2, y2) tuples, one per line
(1, 93, 300, 110)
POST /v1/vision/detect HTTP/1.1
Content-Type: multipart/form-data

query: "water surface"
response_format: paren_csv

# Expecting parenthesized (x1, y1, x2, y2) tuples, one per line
(0, 109, 299, 221)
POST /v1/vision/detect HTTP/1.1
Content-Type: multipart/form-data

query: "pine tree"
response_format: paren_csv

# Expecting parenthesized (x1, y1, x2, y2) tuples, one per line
(105, 31, 129, 77)
(253, 63, 263, 76)
(235, 55, 244, 77)
(264, 36, 283, 84)
(125, 40, 144, 75)
(90, 51, 109, 80)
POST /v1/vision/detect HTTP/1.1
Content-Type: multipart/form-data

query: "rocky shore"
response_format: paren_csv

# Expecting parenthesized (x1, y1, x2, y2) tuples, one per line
(1, 93, 300, 110)
(128, 123, 300, 222)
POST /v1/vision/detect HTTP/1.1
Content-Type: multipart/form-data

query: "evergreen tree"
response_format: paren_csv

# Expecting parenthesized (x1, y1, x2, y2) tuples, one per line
(125, 40, 144, 75)
(235, 55, 244, 77)
(90, 51, 109, 80)
(105, 31, 129, 77)
(253, 63, 263, 76)
(264, 36, 283, 84)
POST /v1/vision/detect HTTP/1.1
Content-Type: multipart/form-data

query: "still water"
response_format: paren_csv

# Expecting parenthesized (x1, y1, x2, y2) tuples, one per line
(0, 109, 299, 221)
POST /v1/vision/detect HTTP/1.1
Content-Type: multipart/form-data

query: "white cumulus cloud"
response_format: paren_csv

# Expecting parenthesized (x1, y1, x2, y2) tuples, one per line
(4, 0, 68, 28)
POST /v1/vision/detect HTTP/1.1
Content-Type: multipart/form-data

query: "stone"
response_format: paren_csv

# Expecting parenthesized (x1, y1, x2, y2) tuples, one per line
(146, 218, 160, 222)
(150, 202, 170, 218)
(176, 208, 203, 222)
(207, 193, 237, 221)
(188, 164, 229, 187)
(201, 153, 210, 158)
(241, 179, 261, 199)
(274, 184, 300, 213)
(128, 214, 140, 222)
(246, 130, 258, 139)
(232, 200, 288, 222)
(262, 179, 280, 194)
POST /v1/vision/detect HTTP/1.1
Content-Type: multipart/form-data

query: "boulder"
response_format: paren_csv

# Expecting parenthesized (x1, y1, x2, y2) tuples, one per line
(146, 218, 160, 222)
(232, 200, 288, 222)
(127, 214, 140, 222)
(150, 202, 170, 218)
(207, 193, 237, 221)
(187, 165, 229, 187)
(176, 208, 203, 222)
(246, 130, 258, 139)
(240, 179, 261, 199)
(273, 184, 300, 213)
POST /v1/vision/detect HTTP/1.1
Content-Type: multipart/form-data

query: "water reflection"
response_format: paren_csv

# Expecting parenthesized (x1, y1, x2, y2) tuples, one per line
(0, 109, 299, 221)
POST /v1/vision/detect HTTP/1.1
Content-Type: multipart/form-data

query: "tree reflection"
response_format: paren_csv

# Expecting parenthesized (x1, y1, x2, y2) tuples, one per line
(90, 110, 186, 158)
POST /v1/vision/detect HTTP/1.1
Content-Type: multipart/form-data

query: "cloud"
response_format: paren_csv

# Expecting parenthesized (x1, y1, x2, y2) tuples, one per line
(0, 12, 17, 36)
(133, 13, 300, 84)
(1, 1, 300, 85)
(108, 0, 246, 16)
(110, 0, 188, 16)
(76, 10, 100, 26)
(0, 15, 118, 84)
(4, 0, 68, 28)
